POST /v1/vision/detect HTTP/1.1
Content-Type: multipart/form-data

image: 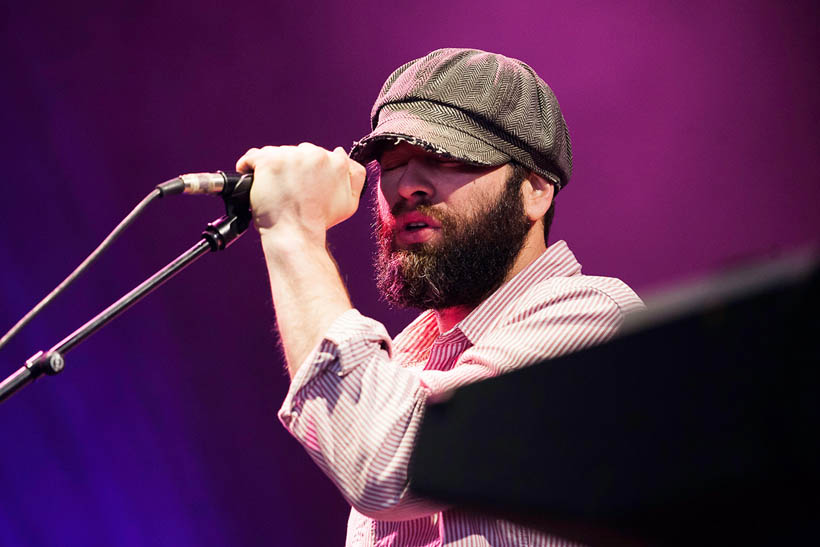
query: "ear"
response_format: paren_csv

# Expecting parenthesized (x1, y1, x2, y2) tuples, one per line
(522, 172, 554, 223)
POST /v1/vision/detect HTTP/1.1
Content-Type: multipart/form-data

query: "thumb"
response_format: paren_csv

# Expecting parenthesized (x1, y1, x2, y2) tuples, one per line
(348, 158, 366, 198)
(334, 146, 366, 198)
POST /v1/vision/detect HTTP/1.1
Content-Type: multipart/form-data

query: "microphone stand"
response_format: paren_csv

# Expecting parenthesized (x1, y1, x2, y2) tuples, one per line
(0, 188, 253, 404)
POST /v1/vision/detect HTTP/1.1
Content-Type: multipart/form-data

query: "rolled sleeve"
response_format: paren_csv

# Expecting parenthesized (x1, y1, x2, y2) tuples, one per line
(277, 309, 442, 519)
(279, 309, 393, 426)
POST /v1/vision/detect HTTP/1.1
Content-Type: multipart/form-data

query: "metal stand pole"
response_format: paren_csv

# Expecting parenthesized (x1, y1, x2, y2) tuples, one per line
(0, 208, 250, 404)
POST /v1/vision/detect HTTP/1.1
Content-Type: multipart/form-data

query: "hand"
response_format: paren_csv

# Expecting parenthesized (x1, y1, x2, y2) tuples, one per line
(235, 143, 366, 242)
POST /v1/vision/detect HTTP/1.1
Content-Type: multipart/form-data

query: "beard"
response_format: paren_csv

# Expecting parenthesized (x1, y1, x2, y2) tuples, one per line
(373, 168, 532, 310)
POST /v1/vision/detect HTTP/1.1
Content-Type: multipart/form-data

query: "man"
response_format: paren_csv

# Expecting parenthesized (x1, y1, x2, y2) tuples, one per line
(237, 49, 643, 546)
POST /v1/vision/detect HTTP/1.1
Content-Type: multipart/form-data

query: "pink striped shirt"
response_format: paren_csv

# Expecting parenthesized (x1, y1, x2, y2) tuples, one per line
(279, 241, 644, 546)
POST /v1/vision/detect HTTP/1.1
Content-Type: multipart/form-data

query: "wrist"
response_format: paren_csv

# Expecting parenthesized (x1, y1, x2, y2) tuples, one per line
(259, 221, 324, 249)
(259, 224, 329, 270)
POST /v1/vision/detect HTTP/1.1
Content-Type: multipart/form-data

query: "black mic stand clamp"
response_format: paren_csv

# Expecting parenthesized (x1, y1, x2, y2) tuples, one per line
(202, 176, 252, 251)
(0, 189, 253, 404)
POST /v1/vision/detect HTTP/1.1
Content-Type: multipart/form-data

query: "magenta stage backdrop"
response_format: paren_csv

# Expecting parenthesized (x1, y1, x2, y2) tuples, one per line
(1, 1, 817, 545)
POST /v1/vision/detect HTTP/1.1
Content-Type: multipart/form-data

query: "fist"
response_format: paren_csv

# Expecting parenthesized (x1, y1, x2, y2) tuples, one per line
(235, 143, 366, 239)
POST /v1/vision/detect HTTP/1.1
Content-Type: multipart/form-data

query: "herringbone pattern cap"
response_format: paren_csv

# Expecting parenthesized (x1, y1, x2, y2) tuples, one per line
(350, 48, 572, 190)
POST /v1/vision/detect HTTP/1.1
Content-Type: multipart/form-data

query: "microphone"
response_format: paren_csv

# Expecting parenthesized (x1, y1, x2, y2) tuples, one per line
(157, 171, 253, 198)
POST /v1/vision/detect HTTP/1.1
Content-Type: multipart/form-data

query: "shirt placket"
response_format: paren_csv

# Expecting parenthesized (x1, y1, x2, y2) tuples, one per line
(424, 331, 471, 372)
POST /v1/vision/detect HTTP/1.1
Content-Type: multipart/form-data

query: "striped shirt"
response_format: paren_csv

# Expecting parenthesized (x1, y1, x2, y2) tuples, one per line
(278, 241, 644, 546)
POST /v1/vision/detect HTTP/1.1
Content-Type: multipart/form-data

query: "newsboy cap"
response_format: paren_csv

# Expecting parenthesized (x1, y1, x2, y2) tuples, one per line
(350, 48, 573, 190)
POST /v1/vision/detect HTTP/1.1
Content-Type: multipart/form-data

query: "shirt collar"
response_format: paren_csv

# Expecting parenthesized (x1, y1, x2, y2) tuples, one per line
(456, 240, 582, 343)
(393, 240, 582, 351)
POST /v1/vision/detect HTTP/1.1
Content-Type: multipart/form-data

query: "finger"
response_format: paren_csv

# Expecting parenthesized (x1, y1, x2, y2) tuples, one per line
(235, 147, 260, 173)
(332, 146, 365, 196)
(326, 145, 347, 175)
(330, 146, 348, 164)
(347, 158, 367, 198)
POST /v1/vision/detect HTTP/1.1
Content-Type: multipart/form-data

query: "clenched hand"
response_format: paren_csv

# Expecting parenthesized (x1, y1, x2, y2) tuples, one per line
(236, 143, 367, 243)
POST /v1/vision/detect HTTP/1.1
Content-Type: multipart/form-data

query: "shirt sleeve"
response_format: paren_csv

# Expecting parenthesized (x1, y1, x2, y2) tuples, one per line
(277, 281, 641, 521)
(278, 309, 445, 521)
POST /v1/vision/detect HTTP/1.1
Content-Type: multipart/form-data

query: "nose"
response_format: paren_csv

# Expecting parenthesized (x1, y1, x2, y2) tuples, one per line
(381, 158, 436, 206)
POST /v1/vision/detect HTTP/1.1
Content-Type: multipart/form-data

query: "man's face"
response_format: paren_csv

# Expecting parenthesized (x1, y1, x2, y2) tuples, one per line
(373, 142, 532, 310)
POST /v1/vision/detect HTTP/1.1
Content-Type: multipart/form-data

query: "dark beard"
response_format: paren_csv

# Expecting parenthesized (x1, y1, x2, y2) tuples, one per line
(373, 169, 532, 310)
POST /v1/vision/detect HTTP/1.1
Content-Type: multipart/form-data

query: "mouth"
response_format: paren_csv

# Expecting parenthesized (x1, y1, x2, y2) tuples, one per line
(396, 225, 440, 246)
(404, 221, 432, 232)
(396, 211, 441, 230)
(394, 213, 442, 245)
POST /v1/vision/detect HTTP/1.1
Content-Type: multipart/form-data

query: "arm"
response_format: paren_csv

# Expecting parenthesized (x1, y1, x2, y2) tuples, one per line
(260, 228, 352, 373)
(278, 310, 446, 521)
(236, 143, 365, 376)
(239, 143, 443, 519)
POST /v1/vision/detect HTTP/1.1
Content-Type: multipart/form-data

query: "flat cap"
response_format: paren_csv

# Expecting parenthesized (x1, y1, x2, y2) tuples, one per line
(350, 48, 573, 190)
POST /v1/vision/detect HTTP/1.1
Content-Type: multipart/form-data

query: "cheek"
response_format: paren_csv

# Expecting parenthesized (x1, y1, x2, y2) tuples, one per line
(376, 188, 391, 221)
(377, 170, 396, 201)
(446, 183, 493, 215)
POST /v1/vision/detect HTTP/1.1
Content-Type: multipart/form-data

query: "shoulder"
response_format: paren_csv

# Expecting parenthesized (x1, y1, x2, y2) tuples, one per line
(535, 274, 644, 313)
(458, 273, 644, 374)
(500, 273, 645, 328)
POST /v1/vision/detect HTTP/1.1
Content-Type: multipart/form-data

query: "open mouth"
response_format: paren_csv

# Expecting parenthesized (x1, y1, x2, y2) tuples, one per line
(404, 222, 430, 232)
(392, 211, 442, 245)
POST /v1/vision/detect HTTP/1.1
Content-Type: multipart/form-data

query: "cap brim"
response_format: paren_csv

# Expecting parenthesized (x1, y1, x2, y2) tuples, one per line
(350, 106, 511, 167)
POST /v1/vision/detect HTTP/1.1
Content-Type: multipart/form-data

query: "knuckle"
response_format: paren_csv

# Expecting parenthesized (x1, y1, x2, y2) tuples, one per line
(259, 152, 284, 170)
(307, 148, 328, 164)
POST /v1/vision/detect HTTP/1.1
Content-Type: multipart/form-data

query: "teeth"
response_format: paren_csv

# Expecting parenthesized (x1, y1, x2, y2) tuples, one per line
(406, 222, 428, 229)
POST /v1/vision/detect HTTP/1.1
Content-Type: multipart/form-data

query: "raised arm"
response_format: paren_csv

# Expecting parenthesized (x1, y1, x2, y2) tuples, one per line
(236, 143, 366, 376)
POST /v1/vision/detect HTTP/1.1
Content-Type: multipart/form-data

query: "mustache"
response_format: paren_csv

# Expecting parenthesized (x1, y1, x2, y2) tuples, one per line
(382, 203, 452, 241)
(375, 203, 450, 252)
(370, 195, 455, 250)
(388, 200, 443, 221)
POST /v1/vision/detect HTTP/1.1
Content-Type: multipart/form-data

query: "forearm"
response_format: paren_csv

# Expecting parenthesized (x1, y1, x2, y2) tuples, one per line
(261, 225, 352, 377)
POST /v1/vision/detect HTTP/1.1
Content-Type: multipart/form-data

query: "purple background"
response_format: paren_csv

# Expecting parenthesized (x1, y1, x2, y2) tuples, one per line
(1, 1, 817, 545)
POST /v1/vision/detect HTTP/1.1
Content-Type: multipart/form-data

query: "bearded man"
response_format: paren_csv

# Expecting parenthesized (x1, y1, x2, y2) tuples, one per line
(237, 49, 644, 547)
